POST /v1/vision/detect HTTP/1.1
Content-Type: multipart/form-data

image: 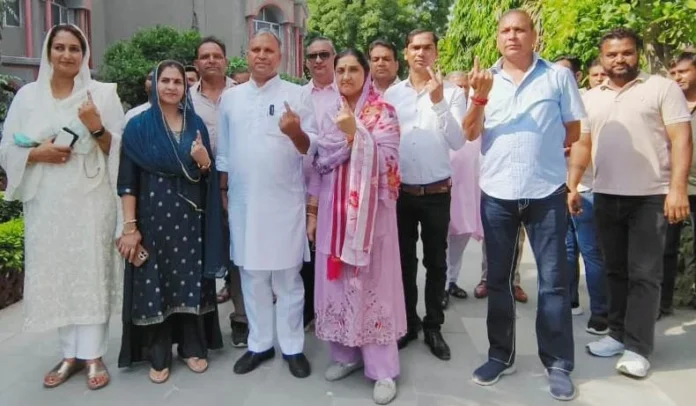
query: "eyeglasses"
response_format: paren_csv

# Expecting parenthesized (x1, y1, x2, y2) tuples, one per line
(307, 51, 332, 62)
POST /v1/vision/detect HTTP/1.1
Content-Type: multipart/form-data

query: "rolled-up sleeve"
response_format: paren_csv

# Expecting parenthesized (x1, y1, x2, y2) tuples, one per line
(296, 87, 319, 156)
(434, 87, 466, 151)
(559, 68, 586, 123)
(216, 94, 230, 172)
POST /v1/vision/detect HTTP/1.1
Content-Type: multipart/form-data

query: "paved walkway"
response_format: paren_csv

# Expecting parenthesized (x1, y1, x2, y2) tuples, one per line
(1, 241, 695, 405)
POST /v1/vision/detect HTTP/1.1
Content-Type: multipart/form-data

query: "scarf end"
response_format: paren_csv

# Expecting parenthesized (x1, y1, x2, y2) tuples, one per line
(327, 255, 343, 281)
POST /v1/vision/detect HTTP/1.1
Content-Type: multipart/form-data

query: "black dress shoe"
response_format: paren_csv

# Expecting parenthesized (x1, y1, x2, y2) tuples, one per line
(233, 348, 275, 374)
(283, 353, 311, 378)
(441, 292, 450, 310)
(448, 282, 468, 299)
(424, 331, 451, 360)
(397, 329, 419, 350)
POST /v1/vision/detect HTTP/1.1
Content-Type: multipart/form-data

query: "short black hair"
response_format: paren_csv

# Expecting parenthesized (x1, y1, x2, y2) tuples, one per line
(368, 39, 398, 61)
(672, 51, 696, 68)
(334, 48, 370, 79)
(47, 24, 87, 59)
(553, 55, 582, 74)
(406, 29, 439, 47)
(599, 28, 643, 52)
(197, 36, 226, 58)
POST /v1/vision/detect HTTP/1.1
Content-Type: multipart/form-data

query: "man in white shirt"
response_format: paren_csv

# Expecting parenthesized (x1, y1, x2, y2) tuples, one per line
(384, 29, 466, 361)
(124, 70, 153, 123)
(216, 29, 317, 378)
(369, 39, 400, 94)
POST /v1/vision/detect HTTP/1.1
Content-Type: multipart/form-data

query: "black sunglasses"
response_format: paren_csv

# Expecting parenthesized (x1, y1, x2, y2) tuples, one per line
(307, 51, 332, 61)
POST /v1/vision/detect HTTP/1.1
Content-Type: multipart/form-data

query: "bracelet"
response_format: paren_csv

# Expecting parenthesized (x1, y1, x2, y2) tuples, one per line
(471, 96, 488, 106)
(122, 227, 137, 235)
(307, 212, 317, 218)
(123, 219, 137, 225)
(307, 205, 318, 216)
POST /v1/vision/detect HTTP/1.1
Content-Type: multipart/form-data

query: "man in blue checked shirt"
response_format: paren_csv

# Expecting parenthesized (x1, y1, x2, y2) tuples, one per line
(463, 9, 585, 402)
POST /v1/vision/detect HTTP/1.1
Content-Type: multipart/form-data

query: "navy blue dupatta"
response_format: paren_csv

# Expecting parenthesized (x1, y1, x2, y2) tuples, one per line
(121, 61, 227, 279)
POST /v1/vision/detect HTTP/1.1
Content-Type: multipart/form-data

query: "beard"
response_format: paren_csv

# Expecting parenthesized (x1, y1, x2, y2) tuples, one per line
(606, 64, 640, 82)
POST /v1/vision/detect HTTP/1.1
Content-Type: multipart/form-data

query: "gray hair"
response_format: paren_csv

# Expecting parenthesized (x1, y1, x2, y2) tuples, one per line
(251, 28, 282, 48)
(306, 36, 336, 54)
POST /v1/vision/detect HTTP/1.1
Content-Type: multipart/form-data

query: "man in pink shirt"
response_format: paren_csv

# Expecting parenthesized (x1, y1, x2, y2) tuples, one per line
(301, 36, 341, 329)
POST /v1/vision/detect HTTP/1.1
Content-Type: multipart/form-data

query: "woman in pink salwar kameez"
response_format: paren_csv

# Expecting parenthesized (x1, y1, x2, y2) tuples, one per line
(307, 49, 406, 405)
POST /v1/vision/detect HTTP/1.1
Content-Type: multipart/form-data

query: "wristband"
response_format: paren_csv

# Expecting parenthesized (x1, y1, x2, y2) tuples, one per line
(471, 96, 488, 106)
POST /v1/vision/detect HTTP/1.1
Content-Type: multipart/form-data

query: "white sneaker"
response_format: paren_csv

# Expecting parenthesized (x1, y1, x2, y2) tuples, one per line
(616, 350, 650, 378)
(324, 361, 363, 381)
(373, 378, 397, 405)
(586, 336, 625, 357)
(571, 306, 584, 316)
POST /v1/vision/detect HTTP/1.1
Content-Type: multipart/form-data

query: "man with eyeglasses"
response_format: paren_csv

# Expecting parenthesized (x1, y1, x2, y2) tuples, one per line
(190, 36, 248, 348)
(369, 40, 400, 94)
(301, 36, 340, 330)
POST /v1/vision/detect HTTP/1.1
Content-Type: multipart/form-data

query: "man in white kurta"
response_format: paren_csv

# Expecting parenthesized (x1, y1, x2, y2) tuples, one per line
(216, 30, 317, 378)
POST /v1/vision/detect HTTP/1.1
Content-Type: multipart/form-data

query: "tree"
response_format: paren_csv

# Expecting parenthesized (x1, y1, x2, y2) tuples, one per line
(442, 0, 696, 74)
(307, 0, 454, 62)
(100, 26, 201, 108)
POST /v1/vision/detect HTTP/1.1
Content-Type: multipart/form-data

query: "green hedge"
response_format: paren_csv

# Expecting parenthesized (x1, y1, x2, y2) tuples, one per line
(0, 217, 23, 271)
(0, 192, 22, 223)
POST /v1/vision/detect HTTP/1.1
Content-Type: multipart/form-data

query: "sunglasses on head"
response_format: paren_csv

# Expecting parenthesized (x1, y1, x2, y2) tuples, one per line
(307, 51, 332, 61)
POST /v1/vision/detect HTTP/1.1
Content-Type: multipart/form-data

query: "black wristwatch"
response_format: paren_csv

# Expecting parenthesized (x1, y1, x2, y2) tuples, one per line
(91, 126, 106, 138)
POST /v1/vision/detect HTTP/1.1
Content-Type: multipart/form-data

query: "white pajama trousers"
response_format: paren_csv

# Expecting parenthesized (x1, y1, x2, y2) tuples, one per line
(447, 233, 486, 284)
(58, 323, 109, 360)
(240, 265, 305, 355)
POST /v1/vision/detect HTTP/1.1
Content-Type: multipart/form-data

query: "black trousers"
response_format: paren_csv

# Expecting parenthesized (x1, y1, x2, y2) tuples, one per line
(397, 191, 451, 332)
(300, 249, 316, 326)
(594, 193, 667, 357)
(145, 314, 208, 371)
(661, 222, 682, 312)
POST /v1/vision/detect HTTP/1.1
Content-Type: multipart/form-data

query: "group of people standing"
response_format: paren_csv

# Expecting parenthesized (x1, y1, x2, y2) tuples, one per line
(1, 6, 695, 404)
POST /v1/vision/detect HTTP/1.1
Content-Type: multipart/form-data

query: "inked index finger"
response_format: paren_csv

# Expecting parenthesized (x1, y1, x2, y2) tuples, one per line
(283, 101, 293, 113)
(473, 56, 480, 72)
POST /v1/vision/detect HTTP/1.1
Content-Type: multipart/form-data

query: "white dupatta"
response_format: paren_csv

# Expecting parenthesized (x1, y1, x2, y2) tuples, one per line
(0, 25, 124, 204)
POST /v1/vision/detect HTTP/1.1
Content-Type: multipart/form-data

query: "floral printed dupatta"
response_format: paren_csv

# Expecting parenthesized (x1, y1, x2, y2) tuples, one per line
(323, 80, 401, 280)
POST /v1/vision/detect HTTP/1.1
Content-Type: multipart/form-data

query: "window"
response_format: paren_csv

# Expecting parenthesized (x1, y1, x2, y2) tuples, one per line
(51, 0, 76, 26)
(3, 0, 22, 27)
(253, 7, 282, 43)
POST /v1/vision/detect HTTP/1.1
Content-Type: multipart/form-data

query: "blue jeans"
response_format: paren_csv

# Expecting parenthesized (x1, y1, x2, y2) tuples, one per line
(566, 191, 608, 317)
(481, 186, 574, 372)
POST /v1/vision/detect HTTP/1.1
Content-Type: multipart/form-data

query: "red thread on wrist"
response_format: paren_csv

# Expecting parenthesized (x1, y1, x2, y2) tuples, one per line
(472, 96, 488, 106)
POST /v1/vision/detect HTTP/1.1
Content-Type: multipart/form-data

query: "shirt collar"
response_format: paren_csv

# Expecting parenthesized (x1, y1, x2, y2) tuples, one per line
(491, 53, 546, 74)
(599, 71, 649, 91)
(192, 76, 236, 95)
(249, 74, 281, 91)
(309, 79, 338, 93)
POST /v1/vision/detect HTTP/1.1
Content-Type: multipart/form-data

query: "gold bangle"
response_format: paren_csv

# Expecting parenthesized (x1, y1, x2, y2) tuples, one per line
(307, 206, 318, 215)
(307, 212, 317, 218)
(123, 219, 137, 225)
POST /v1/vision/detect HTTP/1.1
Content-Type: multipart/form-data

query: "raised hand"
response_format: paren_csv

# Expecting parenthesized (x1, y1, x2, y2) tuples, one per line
(334, 97, 356, 143)
(468, 56, 494, 98)
(190, 130, 211, 167)
(279, 101, 302, 138)
(78, 90, 103, 133)
(425, 66, 444, 104)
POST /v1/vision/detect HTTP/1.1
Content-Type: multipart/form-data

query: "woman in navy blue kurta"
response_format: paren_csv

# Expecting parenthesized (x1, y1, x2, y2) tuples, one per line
(116, 60, 227, 383)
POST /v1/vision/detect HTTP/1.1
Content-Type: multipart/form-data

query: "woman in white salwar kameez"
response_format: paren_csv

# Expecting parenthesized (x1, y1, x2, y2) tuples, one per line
(0, 25, 124, 390)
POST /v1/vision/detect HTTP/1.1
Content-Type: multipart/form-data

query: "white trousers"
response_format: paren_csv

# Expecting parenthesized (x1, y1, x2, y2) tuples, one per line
(447, 234, 486, 284)
(58, 323, 109, 360)
(240, 265, 305, 355)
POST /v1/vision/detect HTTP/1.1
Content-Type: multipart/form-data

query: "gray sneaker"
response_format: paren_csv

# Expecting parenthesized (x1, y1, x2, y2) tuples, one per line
(373, 378, 397, 405)
(324, 361, 363, 381)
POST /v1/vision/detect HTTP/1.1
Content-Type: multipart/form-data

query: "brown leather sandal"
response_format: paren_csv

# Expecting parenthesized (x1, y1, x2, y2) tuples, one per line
(182, 357, 208, 373)
(148, 368, 170, 384)
(86, 360, 110, 390)
(44, 359, 85, 388)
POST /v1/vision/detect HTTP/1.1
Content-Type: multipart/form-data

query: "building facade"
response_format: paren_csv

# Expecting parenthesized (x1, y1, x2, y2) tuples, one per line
(1, 0, 308, 82)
